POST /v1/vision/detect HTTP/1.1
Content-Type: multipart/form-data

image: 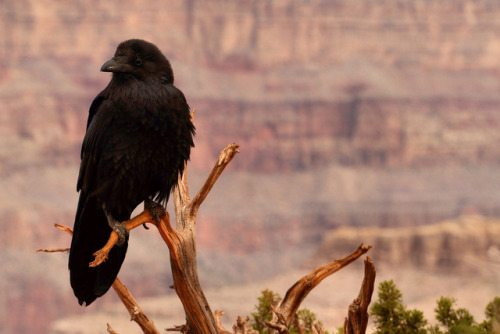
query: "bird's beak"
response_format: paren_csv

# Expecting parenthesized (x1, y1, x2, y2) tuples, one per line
(100, 56, 129, 72)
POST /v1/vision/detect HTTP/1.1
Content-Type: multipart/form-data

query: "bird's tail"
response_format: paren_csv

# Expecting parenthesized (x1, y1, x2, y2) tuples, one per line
(68, 193, 128, 306)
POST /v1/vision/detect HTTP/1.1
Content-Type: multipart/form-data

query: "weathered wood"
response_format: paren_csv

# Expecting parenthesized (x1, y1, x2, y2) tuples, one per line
(112, 277, 160, 334)
(107, 323, 119, 334)
(233, 315, 258, 334)
(155, 143, 240, 334)
(267, 244, 372, 332)
(343, 257, 376, 334)
(214, 311, 233, 334)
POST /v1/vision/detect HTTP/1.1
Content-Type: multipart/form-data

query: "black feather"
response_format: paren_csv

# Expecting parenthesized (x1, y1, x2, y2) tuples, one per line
(69, 39, 195, 305)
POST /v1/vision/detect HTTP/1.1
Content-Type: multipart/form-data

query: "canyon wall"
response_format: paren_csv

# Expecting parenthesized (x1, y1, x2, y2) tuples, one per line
(311, 214, 500, 272)
(2, 0, 500, 174)
(1, 1, 500, 333)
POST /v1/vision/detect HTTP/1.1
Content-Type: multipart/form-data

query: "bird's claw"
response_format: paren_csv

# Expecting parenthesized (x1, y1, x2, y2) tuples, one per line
(144, 198, 166, 225)
(90, 249, 109, 267)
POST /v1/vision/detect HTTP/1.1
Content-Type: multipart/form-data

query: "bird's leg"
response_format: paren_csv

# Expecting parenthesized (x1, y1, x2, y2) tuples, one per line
(90, 208, 154, 268)
(89, 207, 129, 268)
(144, 198, 167, 225)
(90, 200, 166, 268)
(104, 206, 129, 247)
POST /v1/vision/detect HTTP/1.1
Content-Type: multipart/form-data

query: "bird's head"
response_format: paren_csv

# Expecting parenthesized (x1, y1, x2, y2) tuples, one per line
(101, 39, 174, 83)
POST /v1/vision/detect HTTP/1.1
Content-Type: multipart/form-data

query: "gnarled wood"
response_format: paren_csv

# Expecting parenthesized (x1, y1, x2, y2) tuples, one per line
(156, 143, 240, 334)
(343, 257, 376, 334)
(112, 277, 160, 334)
(267, 244, 372, 332)
(214, 311, 233, 334)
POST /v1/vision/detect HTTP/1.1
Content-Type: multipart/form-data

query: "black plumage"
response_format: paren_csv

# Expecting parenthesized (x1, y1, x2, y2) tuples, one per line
(69, 39, 195, 306)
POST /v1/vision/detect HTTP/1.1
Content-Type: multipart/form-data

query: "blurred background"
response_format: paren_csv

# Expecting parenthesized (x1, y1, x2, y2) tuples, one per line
(1, 1, 500, 333)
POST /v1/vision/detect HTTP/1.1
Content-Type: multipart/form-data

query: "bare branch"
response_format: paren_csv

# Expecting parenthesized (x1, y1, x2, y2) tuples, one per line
(150, 142, 240, 333)
(36, 247, 70, 253)
(111, 277, 160, 334)
(37, 223, 73, 252)
(271, 305, 288, 326)
(265, 321, 290, 334)
(55, 223, 74, 235)
(166, 324, 189, 333)
(173, 166, 191, 230)
(214, 310, 233, 334)
(343, 257, 376, 334)
(187, 144, 239, 217)
(107, 323, 119, 334)
(268, 244, 372, 330)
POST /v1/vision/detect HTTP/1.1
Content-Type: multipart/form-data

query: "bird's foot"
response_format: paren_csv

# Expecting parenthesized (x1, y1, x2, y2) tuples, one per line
(90, 248, 109, 267)
(89, 210, 154, 268)
(144, 198, 166, 225)
(89, 229, 120, 267)
(105, 211, 129, 247)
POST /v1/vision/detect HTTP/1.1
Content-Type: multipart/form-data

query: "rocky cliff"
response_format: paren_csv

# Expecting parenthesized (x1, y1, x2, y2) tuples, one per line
(2, 1, 500, 333)
(3, 0, 500, 174)
(311, 214, 500, 272)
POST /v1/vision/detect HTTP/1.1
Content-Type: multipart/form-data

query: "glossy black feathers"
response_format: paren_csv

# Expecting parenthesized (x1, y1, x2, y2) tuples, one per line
(69, 39, 195, 305)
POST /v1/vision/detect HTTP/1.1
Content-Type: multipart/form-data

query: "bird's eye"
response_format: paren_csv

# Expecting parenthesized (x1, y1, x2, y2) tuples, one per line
(135, 58, 143, 66)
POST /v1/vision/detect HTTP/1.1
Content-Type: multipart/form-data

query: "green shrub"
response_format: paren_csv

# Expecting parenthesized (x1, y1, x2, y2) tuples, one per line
(250, 282, 499, 334)
(250, 289, 329, 334)
(370, 280, 500, 334)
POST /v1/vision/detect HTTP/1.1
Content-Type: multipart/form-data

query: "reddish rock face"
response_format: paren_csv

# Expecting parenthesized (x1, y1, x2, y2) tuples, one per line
(2, 1, 500, 175)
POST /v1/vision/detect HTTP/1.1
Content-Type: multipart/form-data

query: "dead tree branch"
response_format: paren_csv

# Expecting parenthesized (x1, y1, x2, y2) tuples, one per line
(234, 315, 258, 334)
(343, 257, 376, 334)
(155, 143, 240, 334)
(112, 277, 160, 334)
(37, 247, 70, 253)
(107, 323, 119, 334)
(37, 224, 74, 253)
(266, 244, 372, 332)
(214, 310, 233, 334)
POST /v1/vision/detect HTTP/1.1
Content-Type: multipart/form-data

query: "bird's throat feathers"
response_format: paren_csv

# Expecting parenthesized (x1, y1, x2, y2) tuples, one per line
(106, 74, 171, 107)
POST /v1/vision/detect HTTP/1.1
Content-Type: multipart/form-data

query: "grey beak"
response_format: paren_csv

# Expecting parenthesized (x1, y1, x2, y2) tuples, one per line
(100, 56, 129, 72)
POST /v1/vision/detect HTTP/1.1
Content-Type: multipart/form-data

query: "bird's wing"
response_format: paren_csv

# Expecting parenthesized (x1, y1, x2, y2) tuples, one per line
(77, 92, 112, 193)
(153, 85, 195, 204)
(86, 94, 106, 131)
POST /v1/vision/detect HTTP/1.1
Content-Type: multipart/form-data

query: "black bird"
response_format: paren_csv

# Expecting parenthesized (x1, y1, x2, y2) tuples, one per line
(69, 39, 195, 306)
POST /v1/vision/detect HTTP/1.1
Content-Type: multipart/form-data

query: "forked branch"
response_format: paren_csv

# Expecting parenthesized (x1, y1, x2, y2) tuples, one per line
(267, 244, 372, 332)
(155, 143, 240, 334)
(173, 143, 240, 227)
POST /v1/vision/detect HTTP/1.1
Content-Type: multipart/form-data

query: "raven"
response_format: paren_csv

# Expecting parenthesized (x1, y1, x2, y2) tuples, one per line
(69, 39, 195, 306)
